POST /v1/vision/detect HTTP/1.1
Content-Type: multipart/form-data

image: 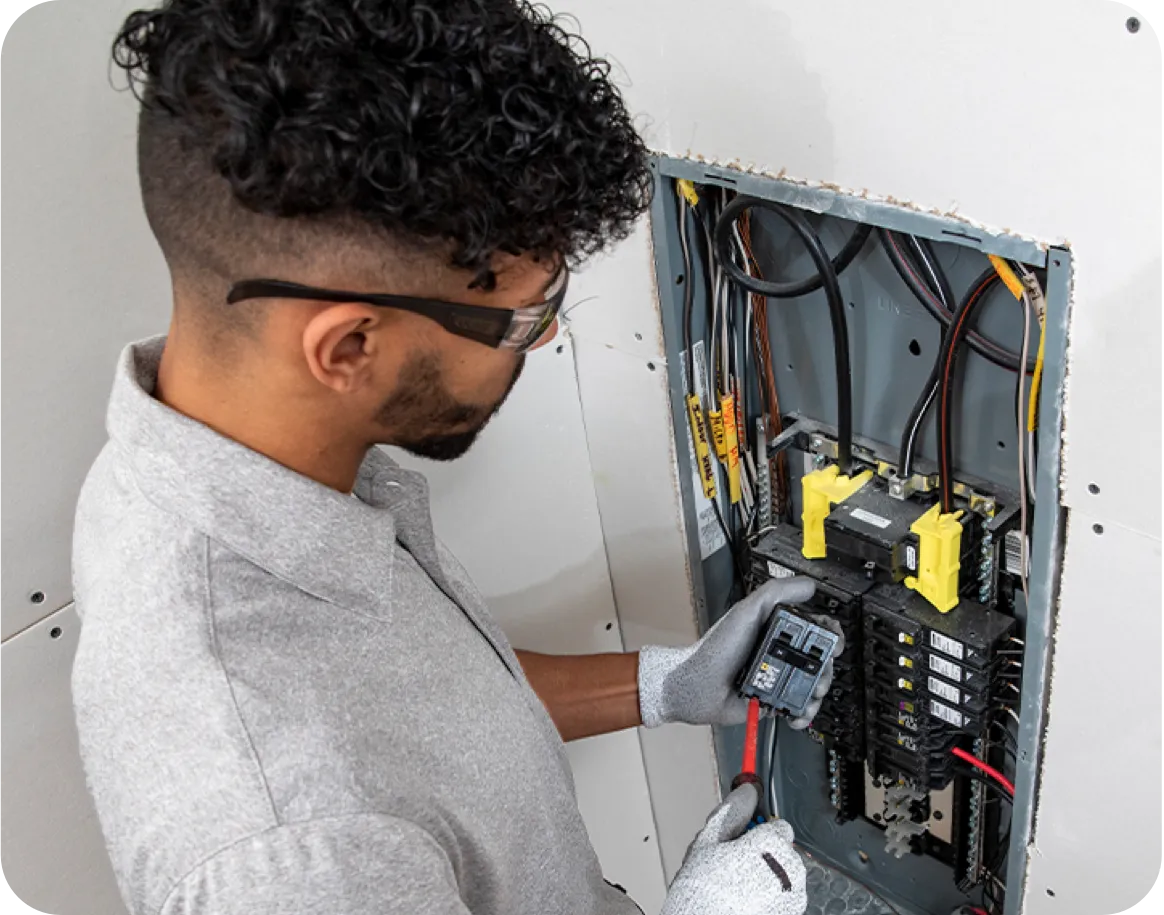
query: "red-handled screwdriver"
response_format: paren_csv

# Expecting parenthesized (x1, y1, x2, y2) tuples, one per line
(731, 696, 763, 793)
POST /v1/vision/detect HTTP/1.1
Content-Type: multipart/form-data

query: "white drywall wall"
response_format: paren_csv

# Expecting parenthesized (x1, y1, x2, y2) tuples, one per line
(559, 1, 1162, 912)
(0, 1, 666, 912)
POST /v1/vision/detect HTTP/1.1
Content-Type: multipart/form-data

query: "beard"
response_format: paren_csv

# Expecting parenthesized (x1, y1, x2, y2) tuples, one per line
(376, 352, 525, 461)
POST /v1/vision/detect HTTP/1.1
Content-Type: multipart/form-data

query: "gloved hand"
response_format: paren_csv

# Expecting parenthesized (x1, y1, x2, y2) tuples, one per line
(639, 577, 842, 729)
(661, 782, 807, 915)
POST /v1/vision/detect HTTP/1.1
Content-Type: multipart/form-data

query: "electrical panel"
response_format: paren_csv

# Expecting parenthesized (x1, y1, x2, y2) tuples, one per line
(652, 160, 1068, 915)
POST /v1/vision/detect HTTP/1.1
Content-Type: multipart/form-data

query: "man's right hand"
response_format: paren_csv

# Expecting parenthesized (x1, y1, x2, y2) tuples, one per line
(661, 783, 807, 915)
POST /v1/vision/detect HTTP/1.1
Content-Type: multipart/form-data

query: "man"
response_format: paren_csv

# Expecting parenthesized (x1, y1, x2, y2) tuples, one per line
(72, 2, 831, 913)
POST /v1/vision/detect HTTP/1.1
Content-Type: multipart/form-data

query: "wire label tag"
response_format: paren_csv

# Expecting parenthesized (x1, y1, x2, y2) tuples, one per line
(679, 342, 728, 560)
(721, 394, 742, 505)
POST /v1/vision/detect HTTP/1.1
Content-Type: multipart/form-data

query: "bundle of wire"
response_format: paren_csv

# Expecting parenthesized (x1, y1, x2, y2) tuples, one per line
(713, 195, 870, 475)
(677, 184, 784, 586)
(879, 229, 1046, 580)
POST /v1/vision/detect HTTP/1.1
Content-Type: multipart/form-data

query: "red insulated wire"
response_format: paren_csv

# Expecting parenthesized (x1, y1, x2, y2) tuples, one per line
(952, 746, 1015, 796)
(740, 697, 761, 776)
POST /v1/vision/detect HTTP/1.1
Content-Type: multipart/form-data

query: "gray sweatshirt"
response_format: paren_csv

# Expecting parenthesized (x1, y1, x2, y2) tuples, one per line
(71, 337, 640, 915)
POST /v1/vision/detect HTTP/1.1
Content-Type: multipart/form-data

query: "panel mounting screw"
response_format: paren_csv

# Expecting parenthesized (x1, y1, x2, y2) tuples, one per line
(29, 590, 45, 605)
(1127, 16, 1141, 33)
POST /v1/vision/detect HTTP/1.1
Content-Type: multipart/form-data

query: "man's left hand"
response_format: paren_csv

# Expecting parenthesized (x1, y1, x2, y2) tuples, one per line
(638, 577, 842, 730)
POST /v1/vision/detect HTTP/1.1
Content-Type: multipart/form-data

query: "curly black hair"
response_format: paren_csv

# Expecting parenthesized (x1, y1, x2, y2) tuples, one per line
(113, 0, 652, 286)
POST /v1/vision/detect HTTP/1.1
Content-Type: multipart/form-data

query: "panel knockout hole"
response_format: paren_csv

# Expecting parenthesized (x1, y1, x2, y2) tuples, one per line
(997, 441, 1006, 450)
(1088, 483, 1101, 495)
(50, 627, 62, 639)
(1093, 523, 1104, 535)
(675, 274, 685, 286)
(1127, 16, 1141, 32)
(29, 590, 46, 604)
(605, 623, 613, 631)
(908, 339, 922, 356)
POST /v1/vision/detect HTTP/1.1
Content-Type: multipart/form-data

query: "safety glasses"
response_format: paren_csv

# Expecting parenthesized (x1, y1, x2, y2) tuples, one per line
(226, 264, 568, 354)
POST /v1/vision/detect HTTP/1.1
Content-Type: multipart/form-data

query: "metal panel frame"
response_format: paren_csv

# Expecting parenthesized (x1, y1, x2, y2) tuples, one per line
(1006, 249, 1072, 915)
(649, 154, 1069, 915)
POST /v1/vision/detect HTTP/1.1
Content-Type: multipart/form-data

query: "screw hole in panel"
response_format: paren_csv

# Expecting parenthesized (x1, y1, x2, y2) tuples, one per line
(29, 590, 45, 604)
(1093, 523, 1104, 535)
(50, 627, 62, 639)
(908, 339, 922, 356)
(1088, 483, 1100, 495)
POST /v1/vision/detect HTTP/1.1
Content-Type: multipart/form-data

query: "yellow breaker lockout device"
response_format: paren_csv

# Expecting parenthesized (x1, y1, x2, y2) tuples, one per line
(800, 465, 873, 559)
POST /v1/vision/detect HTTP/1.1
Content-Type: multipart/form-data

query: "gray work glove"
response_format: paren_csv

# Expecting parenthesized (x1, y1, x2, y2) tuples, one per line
(639, 577, 841, 729)
(662, 782, 807, 915)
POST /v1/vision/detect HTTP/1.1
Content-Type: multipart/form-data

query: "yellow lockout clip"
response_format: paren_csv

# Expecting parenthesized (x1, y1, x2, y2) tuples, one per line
(721, 394, 741, 505)
(686, 395, 717, 500)
(904, 504, 965, 613)
(800, 466, 873, 559)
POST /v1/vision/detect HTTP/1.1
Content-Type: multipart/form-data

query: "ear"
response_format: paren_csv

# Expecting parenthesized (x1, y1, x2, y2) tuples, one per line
(301, 304, 384, 394)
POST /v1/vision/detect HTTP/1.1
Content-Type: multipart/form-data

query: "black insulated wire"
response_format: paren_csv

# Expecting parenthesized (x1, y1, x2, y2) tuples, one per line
(718, 219, 872, 300)
(879, 229, 1033, 374)
(678, 199, 696, 393)
(937, 266, 999, 512)
(897, 236, 953, 477)
(715, 195, 855, 474)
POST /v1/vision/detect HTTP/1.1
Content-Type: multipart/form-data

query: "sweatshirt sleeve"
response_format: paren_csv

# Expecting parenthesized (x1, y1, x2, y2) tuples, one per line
(158, 814, 471, 915)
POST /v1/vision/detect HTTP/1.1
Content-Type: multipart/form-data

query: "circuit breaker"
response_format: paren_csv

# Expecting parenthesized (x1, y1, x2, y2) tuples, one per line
(652, 160, 1068, 915)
